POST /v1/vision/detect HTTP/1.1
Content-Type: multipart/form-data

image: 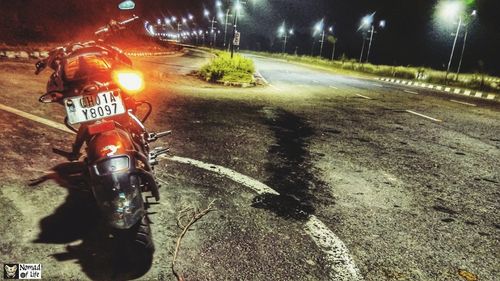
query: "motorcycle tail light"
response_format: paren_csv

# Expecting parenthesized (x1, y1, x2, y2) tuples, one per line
(113, 70, 144, 94)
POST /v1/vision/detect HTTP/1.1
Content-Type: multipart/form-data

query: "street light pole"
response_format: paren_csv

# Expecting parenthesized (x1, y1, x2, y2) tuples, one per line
(456, 24, 468, 81)
(210, 17, 217, 47)
(445, 16, 462, 84)
(359, 37, 366, 63)
(230, 3, 239, 58)
(366, 25, 375, 63)
(319, 30, 325, 58)
(223, 9, 230, 48)
(331, 40, 336, 60)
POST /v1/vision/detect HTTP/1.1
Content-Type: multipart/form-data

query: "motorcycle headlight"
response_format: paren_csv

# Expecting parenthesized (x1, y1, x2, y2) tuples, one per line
(113, 70, 144, 94)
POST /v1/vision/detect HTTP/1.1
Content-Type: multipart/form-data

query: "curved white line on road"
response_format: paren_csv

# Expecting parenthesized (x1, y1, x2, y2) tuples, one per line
(166, 155, 363, 281)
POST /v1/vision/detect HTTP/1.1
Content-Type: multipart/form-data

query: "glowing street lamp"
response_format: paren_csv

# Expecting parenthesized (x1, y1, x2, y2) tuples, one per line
(313, 19, 326, 58)
(358, 13, 385, 63)
(204, 9, 210, 17)
(437, 0, 469, 82)
(278, 23, 293, 54)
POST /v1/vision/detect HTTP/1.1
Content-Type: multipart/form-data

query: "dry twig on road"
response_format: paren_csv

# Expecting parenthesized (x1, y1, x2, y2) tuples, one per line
(171, 199, 216, 281)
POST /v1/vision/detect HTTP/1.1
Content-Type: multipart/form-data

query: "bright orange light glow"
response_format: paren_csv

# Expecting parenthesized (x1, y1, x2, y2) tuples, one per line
(113, 70, 144, 93)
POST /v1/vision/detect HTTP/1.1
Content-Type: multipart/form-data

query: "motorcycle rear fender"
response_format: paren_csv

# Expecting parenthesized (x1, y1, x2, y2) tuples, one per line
(87, 128, 148, 229)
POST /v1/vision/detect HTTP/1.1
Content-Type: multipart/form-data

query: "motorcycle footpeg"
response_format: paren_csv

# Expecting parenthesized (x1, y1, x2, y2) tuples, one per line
(149, 147, 170, 165)
(147, 130, 172, 142)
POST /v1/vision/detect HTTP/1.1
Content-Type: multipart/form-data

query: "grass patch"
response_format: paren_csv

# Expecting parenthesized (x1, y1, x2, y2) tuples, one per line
(246, 51, 500, 93)
(200, 51, 255, 84)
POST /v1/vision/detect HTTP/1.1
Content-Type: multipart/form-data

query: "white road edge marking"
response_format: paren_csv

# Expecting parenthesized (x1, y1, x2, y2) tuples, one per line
(167, 156, 363, 281)
(0, 103, 75, 134)
(372, 83, 384, 87)
(0, 103, 363, 281)
(403, 90, 419, 95)
(255, 69, 269, 84)
(450, 99, 477, 107)
(355, 93, 372, 100)
(329, 85, 339, 90)
(405, 110, 442, 122)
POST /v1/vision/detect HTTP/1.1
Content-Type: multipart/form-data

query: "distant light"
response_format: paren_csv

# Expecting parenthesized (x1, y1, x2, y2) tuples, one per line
(328, 26, 333, 32)
(235, 2, 242, 11)
(118, 0, 135, 10)
(471, 9, 477, 16)
(362, 15, 373, 27)
(188, 14, 194, 20)
(289, 29, 294, 35)
(182, 17, 187, 24)
(165, 18, 171, 25)
(204, 9, 210, 17)
(379, 20, 386, 28)
(438, 1, 464, 21)
(278, 26, 285, 35)
(216, 0, 222, 7)
(171, 16, 177, 22)
(314, 20, 324, 33)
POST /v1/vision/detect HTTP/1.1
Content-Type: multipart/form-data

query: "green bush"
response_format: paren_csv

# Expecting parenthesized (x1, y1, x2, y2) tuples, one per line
(200, 52, 255, 83)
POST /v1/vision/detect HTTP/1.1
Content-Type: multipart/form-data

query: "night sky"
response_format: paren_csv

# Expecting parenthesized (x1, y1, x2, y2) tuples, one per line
(0, 0, 499, 74)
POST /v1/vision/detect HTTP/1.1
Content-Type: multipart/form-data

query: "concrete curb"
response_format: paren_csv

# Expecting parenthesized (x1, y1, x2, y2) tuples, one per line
(0, 50, 49, 59)
(377, 77, 498, 101)
(214, 80, 256, 88)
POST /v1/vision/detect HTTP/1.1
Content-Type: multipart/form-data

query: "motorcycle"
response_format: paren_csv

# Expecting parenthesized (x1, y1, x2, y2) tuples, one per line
(34, 16, 169, 254)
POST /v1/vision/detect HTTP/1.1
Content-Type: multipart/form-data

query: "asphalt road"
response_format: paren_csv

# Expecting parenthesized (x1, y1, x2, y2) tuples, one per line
(0, 49, 498, 281)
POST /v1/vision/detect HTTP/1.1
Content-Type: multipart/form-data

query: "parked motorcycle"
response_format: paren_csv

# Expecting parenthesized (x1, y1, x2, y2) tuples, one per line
(34, 16, 169, 254)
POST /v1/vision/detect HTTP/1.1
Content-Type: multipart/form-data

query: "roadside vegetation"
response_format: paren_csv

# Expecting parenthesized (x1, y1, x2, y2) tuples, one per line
(200, 51, 255, 84)
(246, 51, 500, 93)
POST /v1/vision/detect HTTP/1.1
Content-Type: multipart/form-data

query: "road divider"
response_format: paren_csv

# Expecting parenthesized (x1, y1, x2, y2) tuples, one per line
(377, 77, 498, 102)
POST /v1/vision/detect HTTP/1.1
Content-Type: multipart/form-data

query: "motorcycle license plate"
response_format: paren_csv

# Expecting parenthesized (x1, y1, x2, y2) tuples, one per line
(64, 91, 126, 124)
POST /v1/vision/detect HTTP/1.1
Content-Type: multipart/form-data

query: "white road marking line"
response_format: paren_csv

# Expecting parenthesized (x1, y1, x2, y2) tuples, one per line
(405, 110, 442, 122)
(167, 155, 363, 281)
(255, 70, 269, 84)
(403, 90, 419, 95)
(450, 100, 477, 107)
(372, 83, 384, 87)
(486, 94, 495, 100)
(4, 103, 364, 281)
(305, 216, 363, 280)
(166, 156, 279, 195)
(0, 103, 75, 134)
(474, 92, 482, 98)
(355, 93, 372, 100)
(329, 85, 339, 90)
(269, 84, 283, 91)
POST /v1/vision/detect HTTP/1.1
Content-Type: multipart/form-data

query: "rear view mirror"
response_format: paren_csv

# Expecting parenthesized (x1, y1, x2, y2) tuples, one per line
(39, 92, 63, 103)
